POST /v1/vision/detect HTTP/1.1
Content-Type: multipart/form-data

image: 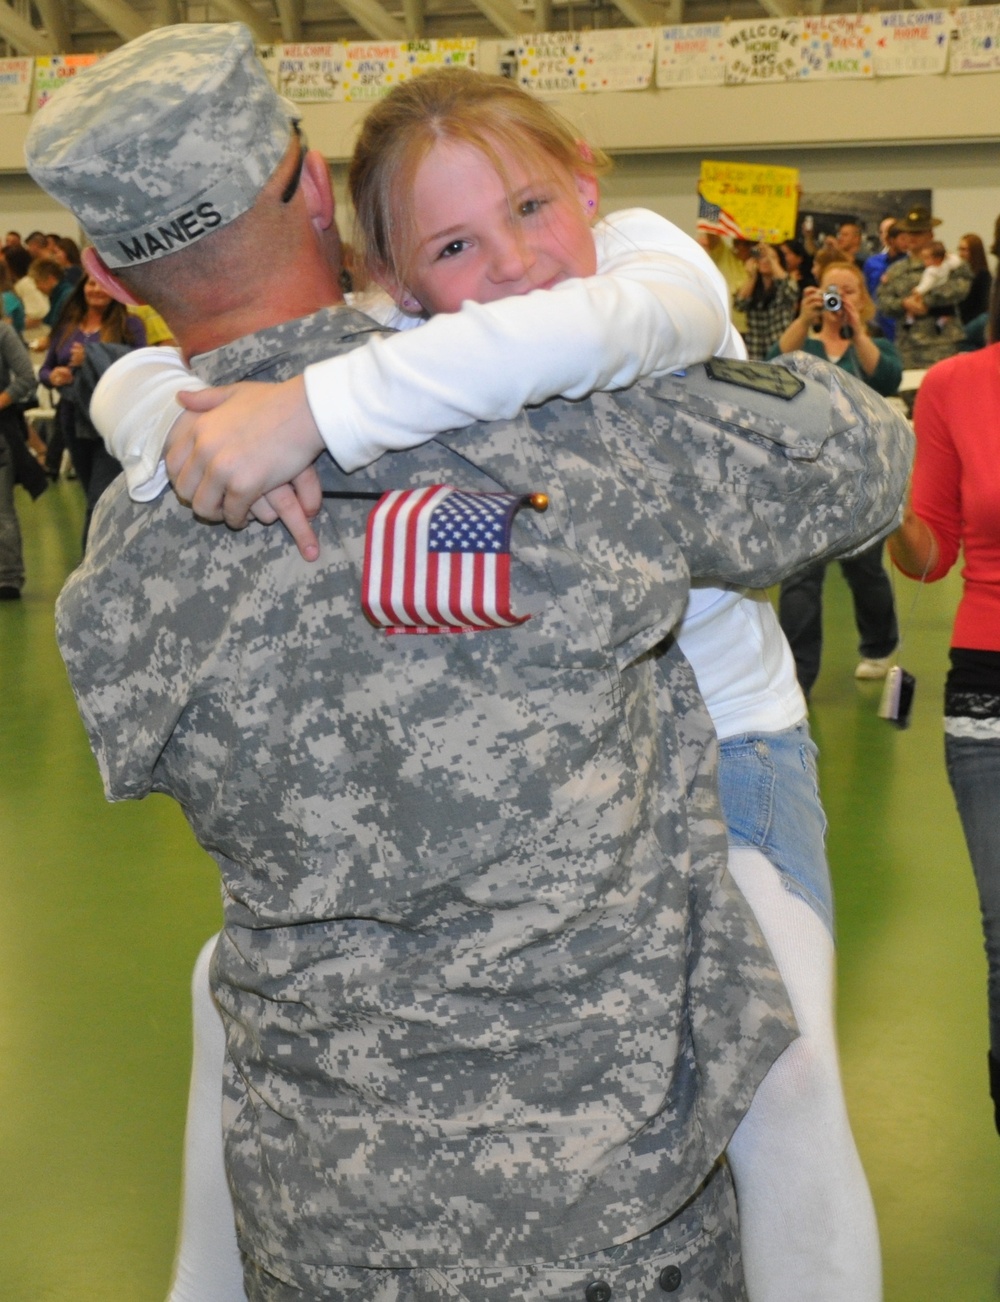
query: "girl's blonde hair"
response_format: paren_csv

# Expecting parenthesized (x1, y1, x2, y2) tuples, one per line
(348, 68, 610, 291)
(819, 257, 876, 327)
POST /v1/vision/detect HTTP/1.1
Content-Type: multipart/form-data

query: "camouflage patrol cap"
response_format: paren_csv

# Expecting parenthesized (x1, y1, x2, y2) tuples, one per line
(25, 23, 298, 270)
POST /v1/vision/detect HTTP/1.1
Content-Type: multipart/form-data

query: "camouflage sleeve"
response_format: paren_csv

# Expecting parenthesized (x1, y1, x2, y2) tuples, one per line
(922, 260, 973, 310)
(593, 351, 913, 591)
(876, 263, 912, 319)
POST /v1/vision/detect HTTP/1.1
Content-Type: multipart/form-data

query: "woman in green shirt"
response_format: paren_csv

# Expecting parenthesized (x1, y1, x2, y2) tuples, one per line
(773, 257, 903, 695)
(769, 257, 902, 396)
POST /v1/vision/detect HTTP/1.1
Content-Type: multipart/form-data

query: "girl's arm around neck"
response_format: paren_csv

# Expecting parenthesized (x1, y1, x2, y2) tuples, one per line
(306, 268, 732, 472)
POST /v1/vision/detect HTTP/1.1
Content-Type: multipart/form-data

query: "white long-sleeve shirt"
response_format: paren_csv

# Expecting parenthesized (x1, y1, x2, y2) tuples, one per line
(93, 208, 740, 496)
(91, 206, 803, 737)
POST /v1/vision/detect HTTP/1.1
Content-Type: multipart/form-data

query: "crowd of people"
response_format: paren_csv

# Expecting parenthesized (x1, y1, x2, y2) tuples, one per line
(0, 228, 173, 591)
(704, 211, 993, 370)
(0, 25, 996, 1302)
(701, 209, 997, 693)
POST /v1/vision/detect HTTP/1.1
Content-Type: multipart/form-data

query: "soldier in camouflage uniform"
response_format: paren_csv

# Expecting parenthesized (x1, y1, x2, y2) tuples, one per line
(26, 25, 912, 1302)
(877, 205, 973, 370)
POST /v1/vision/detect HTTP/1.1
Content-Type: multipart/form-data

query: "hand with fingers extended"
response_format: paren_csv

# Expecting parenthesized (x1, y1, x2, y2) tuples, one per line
(164, 378, 326, 560)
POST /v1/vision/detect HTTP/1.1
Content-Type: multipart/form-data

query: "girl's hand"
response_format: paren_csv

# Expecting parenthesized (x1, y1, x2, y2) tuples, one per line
(247, 474, 324, 562)
(68, 342, 86, 368)
(164, 377, 326, 559)
(49, 366, 74, 387)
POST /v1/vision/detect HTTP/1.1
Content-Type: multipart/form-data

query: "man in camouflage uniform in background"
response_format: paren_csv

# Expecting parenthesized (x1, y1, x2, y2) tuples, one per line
(27, 25, 911, 1302)
(877, 204, 973, 369)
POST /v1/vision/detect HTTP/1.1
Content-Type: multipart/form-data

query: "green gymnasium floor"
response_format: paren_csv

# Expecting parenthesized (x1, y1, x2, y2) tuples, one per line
(1, 479, 997, 1301)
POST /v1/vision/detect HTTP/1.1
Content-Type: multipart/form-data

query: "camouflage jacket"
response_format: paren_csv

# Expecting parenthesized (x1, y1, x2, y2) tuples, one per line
(877, 253, 973, 369)
(56, 308, 911, 1289)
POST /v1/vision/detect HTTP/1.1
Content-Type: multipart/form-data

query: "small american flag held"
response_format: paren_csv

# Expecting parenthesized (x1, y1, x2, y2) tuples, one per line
(696, 195, 745, 240)
(362, 485, 540, 634)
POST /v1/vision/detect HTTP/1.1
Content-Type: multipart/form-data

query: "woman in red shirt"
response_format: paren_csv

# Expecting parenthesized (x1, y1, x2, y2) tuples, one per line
(889, 285, 1000, 1136)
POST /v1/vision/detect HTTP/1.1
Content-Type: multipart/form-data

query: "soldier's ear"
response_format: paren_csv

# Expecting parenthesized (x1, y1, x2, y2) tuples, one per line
(81, 246, 143, 306)
(301, 150, 335, 234)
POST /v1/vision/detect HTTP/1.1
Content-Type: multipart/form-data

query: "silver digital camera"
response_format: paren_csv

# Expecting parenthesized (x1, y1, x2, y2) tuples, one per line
(822, 287, 842, 312)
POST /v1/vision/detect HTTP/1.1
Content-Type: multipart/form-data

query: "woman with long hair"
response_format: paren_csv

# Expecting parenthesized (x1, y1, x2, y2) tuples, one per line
(773, 257, 902, 696)
(732, 241, 798, 359)
(957, 232, 992, 346)
(39, 274, 145, 533)
(780, 237, 816, 312)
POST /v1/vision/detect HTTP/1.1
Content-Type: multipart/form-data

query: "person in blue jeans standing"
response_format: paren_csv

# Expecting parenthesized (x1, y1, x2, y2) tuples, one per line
(773, 258, 902, 693)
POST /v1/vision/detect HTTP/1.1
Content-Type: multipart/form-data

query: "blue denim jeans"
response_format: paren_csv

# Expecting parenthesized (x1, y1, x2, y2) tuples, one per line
(944, 732, 1000, 1057)
(718, 721, 833, 936)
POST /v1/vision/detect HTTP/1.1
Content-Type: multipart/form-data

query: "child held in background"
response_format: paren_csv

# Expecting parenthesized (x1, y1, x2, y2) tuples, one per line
(908, 240, 962, 331)
(91, 70, 881, 1302)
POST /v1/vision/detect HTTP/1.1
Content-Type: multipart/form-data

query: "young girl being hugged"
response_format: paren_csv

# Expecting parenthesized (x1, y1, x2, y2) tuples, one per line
(92, 71, 881, 1302)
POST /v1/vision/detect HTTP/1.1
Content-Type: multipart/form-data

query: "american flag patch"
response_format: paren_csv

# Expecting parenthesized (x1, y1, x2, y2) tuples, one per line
(362, 485, 533, 634)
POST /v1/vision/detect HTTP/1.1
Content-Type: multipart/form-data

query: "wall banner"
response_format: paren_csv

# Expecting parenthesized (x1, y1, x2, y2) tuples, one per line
(344, 42, 409, 100)
(0, 58, 33, 114)
(34, 53, 101, 108)
(574, 28, 655, 91)
(273, 43, 348, 102)
(341, 39, 478, 101)
(874, 10, 949, 77)
(800, 14, 874, 80)
(950, 5, 1000, 74)
(698, 159, 799, 242)
(405, 38, 477, 74)
(725, 19, 803, 84)
(657, 23, 727, 87)
(516, 35, 587, 93)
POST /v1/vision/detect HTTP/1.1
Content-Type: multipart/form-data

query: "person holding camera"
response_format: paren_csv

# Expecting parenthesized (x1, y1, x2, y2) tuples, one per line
(770, 258, 902, 395)
(733, 242, 798, 359)
(772, 258, 903, 694)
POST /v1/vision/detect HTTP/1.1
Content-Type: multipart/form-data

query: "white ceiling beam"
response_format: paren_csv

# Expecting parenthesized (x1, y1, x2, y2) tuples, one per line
(0, 2, 55, 54)
(534, 0, 553, 32)
(154, 0, 182, 24)
(402, 0, 425, 38)
(33, 0, 70, 51)
(754, 0, 798, 15)
(335, 0, 406, 39)
(468, 0, 532, 36)
(274, 0, 303, 40)
(75, 0, 149, 41)
(203, 0, 273, 42)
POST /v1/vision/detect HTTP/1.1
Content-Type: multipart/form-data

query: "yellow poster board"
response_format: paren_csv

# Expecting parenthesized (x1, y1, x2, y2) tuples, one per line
(697, 160, 799, 243)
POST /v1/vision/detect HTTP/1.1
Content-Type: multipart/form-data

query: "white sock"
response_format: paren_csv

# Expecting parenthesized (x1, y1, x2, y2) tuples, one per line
(167, 935, 248, 1302)
(727, 847, 882, 1302)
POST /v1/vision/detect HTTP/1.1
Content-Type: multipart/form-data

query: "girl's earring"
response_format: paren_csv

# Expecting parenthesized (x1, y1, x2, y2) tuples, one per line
(399, 290, 423, 314)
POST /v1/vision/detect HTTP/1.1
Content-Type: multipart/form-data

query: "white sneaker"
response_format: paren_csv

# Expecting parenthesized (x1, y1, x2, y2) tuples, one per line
(855, 654, 894, 680)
